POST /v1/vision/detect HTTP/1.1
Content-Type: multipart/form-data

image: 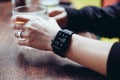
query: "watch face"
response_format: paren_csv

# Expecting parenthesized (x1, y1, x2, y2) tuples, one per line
(51, 29, 73, 57)
(53, 32, 67, 49)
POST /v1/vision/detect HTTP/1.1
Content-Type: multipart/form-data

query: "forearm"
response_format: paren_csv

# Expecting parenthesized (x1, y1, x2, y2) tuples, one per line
(65, 34, 114, 75)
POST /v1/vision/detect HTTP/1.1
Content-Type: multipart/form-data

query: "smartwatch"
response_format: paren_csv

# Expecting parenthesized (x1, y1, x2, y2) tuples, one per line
(51, 29, 74, 57)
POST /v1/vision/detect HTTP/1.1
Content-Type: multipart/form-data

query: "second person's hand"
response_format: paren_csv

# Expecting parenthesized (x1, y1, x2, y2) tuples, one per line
(48, 7, 68, 28)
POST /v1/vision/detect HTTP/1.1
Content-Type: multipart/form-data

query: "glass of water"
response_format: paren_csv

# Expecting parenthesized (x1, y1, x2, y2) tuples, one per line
(12, 5, 48, 48)
(12, 5, 48, 18)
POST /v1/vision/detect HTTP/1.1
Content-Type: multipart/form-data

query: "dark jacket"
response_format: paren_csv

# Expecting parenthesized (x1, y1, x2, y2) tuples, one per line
(65, 2, 120, 37)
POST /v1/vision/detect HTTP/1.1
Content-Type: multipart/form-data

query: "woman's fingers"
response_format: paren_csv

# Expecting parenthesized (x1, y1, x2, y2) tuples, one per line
(11, 15, 31, 31)
(12, 15, 29, 23)
(16, 17, 29, 23)
(15, 30, 30, 39)
(13, 24, 24, 30)
(18, 39, 29, 46)
(11, 14, 61, 51)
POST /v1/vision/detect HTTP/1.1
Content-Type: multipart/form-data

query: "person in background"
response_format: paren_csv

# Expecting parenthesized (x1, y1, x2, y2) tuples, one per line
(49, 2, 120, 38)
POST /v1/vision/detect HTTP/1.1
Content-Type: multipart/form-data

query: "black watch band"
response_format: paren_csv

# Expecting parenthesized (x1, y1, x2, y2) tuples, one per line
(51, 29, 74, 57)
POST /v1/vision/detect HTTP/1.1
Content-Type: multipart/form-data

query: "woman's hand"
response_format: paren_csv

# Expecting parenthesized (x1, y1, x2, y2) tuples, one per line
(48, 7, 68, 28)
(11, 15, 61, 51)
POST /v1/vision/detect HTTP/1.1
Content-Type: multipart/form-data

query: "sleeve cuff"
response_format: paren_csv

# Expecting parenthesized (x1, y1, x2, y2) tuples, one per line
(65, 8, 80, 32)
(64, 8, 86, 33)
(107, 42, 120, 80)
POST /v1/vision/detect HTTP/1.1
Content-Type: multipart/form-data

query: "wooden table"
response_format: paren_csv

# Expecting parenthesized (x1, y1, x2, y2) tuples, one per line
(0, 1, 107, 80)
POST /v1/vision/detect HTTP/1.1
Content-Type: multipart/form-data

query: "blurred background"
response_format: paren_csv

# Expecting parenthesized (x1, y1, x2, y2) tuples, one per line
(0, 0, 119, 42)
(0, 0, 118, 8)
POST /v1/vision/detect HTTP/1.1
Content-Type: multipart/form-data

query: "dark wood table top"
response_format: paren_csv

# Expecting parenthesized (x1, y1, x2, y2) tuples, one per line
(0, 1, 107, 80)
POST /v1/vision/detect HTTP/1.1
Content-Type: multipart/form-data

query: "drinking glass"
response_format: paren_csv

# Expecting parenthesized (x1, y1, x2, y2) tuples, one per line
(12, 5, 48, 18)
(12, 5, 48, 49)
